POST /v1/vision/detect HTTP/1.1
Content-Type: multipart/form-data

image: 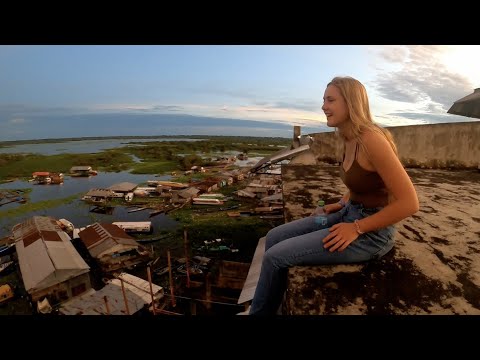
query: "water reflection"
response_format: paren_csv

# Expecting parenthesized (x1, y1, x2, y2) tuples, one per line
(0, 171, 179, 238)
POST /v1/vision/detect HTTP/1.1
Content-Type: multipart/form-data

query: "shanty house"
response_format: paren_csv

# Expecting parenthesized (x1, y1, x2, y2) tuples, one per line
(78, 223, 151, 273)
(12, 216, 91, 304)
(59, 272, 164, 315)
(81, 188, 116, 205)
(32, 171, 51, 184)
(107, 182, 138, 195)
(171, 187, 200, 204)
(70, 166, 95, 176)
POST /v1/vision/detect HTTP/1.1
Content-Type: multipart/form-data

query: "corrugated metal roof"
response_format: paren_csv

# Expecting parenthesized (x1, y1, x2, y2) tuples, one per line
(250, 145, 310, 173)
(79, 223, 140, 259)
(59, 272, 163, 315)
(84, 188, 115, 198)
(107, 182, 138, 192)
(13, 216, 90, 293)
(70, 166, 92, 171)
(177, 187, 200, 198)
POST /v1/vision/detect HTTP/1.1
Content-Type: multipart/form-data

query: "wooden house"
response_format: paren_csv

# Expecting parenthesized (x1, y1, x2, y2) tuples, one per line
(12, 216, 91, 304)
(78, 223, 151, 273)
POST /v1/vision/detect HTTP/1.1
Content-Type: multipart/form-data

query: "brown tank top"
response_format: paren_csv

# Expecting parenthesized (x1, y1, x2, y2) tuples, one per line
(339, 142, 389, 208)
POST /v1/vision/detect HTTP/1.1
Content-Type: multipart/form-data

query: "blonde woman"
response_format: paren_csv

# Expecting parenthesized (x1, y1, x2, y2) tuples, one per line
(249, 76, 419, 315)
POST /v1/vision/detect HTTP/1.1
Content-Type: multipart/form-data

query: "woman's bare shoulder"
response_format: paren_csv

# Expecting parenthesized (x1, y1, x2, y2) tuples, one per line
(360, 129, 391, 151)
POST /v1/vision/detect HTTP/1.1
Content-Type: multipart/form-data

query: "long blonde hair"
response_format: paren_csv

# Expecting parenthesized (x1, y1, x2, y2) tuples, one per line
(328, 76, 398, 156)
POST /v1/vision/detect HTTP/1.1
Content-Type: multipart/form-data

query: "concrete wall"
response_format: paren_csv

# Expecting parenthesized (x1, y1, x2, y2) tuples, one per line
(307, 121, 480, 169)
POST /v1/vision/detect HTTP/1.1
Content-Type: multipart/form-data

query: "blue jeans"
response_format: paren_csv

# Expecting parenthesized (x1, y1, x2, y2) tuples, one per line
(249, 201, 395, 315)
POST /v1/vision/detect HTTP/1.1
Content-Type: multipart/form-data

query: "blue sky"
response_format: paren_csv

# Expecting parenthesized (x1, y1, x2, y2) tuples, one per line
(0, 45, 479, 141)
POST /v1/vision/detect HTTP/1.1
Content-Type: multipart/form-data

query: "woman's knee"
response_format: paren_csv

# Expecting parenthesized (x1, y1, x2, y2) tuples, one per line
(265, 229, 278, 250)
(262, 247, 280, 268)
(265, 225, 287, 250)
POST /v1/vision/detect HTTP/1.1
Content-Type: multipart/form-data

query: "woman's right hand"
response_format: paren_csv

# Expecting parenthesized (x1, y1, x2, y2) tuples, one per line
(323, 202, 343, 214)
(310, 202, 344, 216)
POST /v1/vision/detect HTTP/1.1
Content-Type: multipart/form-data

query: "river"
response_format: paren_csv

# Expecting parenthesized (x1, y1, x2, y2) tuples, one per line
(0, 171, 180, 238)
(0, 139, 264, 238)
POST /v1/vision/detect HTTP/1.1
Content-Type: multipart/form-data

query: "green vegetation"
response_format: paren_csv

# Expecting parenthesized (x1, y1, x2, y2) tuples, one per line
(0, 150, 135, 180)
(125, 137, 291, 163)
(0, 136, 291, 181)
(167, 205, 273, 263)
(130, 161, 178, 174)
(0, 194, 80, 218)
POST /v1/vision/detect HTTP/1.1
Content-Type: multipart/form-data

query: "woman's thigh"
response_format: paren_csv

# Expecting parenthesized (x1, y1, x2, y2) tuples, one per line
(265, 208, 346, 250)
(264, 227, 374, 268)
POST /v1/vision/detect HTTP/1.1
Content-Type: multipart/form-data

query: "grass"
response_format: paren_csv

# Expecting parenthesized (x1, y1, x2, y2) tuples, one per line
(0, 151, 135, 181)
(0, 136, 291, 182)
(0, 194, 81, 218)
(130, 161, 179, 174)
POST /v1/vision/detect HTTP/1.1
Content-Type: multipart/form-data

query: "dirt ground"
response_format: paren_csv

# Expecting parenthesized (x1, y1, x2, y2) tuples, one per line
(282, 165, 480, 314)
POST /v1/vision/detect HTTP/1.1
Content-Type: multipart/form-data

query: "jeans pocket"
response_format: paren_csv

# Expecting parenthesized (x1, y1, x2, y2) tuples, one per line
(359, 206, 383, 218)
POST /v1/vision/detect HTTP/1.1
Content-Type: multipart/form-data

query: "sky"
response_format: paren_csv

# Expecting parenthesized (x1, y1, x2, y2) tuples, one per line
(0, 45, 479, 141)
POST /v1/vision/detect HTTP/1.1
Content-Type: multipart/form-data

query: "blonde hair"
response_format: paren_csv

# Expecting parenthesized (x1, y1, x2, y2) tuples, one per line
(328, 76, 398, 156)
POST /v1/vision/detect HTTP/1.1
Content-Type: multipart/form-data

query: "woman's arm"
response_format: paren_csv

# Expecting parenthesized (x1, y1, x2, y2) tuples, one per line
(323, 131, 418, 252)
(354, 131, 419, 233)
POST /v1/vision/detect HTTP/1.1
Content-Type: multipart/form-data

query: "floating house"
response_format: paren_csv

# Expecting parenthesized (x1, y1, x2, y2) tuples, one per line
(12, 216, 91, 304)
(70, 166, 97, 177)
(78, 223, 151, 273)
(58, 272, 164, 315)
(81, 188, 116, 205)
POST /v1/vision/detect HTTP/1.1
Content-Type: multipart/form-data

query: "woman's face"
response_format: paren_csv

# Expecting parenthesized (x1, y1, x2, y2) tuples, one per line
(322, 84, 349, 128)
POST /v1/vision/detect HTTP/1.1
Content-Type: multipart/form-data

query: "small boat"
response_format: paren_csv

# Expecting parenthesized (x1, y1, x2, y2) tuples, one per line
(127, 207, 147, 213)
(135, 233, 174, 244)
(149, 209, 164, 218)
(0, 243, 15, 256)
(177, 264, 203, 275)
(57, 218, 74, 233)
(0, 261, 14, 276)
(112, 221, 152, 233)
(0, 255, 12, 265)
(153, 266, 170, 276)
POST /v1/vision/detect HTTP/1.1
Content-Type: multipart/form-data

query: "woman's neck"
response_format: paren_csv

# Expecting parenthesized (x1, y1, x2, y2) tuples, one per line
(338, 125, 354, 141)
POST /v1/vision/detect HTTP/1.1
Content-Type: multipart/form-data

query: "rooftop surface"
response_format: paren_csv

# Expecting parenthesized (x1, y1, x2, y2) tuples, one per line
(281, 165, 480, 314)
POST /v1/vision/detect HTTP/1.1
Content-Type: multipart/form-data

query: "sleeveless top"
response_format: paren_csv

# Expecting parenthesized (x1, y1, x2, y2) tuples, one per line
(339, 142, 389, 208)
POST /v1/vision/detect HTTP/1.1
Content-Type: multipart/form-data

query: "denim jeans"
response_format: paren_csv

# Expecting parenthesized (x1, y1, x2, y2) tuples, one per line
(249, 201, 395, 315)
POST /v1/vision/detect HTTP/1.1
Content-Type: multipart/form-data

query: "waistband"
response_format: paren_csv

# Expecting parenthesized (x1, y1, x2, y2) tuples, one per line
(349, 199, 387, 209)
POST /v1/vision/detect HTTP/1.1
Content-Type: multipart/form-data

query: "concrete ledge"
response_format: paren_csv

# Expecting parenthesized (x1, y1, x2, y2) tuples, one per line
(284, 244, 480, 315)
(281, 164, 480, 315)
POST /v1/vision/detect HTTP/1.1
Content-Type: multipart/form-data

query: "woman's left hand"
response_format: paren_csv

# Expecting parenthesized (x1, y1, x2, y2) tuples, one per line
(323, 222, 359, 252)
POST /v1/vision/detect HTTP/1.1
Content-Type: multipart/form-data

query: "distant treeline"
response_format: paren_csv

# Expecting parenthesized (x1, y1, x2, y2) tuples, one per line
(0, 136, 292, 180)
(0, 135, 291, 147)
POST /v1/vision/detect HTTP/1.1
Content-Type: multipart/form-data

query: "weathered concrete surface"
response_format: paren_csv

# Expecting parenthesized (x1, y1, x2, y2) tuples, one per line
(282, 164, 480, 314)
(308, 121, 480, 169)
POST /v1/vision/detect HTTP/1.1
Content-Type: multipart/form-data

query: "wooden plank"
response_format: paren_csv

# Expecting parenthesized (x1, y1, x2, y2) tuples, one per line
(237, 236, 266, 304)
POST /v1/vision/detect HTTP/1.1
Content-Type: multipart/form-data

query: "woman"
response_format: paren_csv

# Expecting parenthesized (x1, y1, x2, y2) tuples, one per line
(249, 76, 419, 315)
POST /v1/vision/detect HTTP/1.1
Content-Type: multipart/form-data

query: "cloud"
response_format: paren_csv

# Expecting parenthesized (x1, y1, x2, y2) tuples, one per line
(0, 104, 79, 117)
(9, 117, 26, 124)
(387, 111, 476, 124)
(187, 86, 322, 114)
(371, 46, 474, 112)
(376, 45, 409, 63)
(271, 100, 320, 112)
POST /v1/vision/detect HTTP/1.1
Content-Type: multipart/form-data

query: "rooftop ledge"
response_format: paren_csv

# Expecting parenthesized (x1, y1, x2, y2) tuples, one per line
(239, 164, 480, 315)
